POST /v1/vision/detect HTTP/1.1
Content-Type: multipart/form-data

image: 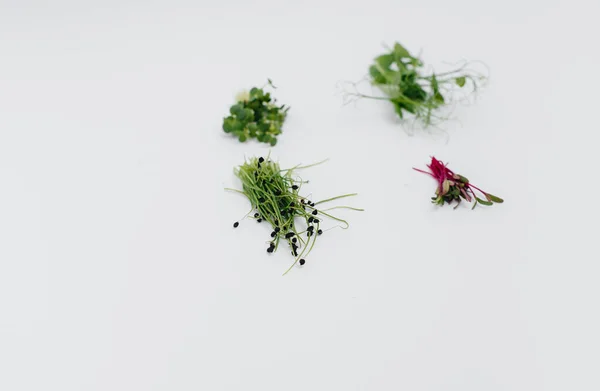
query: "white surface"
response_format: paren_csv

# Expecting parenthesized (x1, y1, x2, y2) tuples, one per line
(1, 1, 599, 390)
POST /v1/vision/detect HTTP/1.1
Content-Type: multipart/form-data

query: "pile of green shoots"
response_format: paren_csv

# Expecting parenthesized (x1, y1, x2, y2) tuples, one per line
(229, 155, 362, 275)
(343, 42, 487, 128)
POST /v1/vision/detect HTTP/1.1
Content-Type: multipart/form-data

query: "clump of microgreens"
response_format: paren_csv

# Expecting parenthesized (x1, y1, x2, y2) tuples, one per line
(341, 42, 487, 129)
(228, 155, 363, 275)
(414, 157, 503, 209)
(222, 79, 289, 146)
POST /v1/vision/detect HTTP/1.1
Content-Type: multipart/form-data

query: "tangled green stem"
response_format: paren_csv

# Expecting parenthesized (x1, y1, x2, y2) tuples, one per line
(229, 154, 363, 275)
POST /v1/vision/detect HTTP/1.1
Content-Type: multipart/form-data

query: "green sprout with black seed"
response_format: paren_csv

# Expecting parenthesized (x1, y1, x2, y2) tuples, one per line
(228, 155, 362, 275)
(222, 79, 289, 145)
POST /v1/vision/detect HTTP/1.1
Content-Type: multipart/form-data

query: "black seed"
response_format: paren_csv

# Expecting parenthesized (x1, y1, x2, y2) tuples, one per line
(257, 219, 262, 223)
(313, 219, 320, 224)
(312, 210, 318, 215)
(292, 185, 299, 190)
(258, 157, 265, 163)
(267, 247, 274, 253)
(318, 229, 323, 235)
(289, 201, 295, 207)
(233, 222, 239, 228)
(308, 217, 314, 223)
(301, 199, 306, 204)
(299, 259, 305, 265)
(292, 238, 297, 243)
(257, 163, 261, 169)
(271, 231, 276, 237)
(307, 226, 314, 232)
(285, 232, 295, 239)
(254, 213, 259, 218)
(274, 227, 280, 233)
(307, 231, 312, 237)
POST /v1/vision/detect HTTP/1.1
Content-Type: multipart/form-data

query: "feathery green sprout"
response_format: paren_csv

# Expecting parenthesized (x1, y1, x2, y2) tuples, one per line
(341, 42, 487, 129)
(228, 155, 363, 275)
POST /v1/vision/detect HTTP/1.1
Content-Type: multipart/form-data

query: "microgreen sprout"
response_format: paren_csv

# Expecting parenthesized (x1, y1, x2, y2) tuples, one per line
(227, 154, 363, 275)
(414, 157, 503, 209)
(222, 79, 289, 145)
(341, 42, 487, 129)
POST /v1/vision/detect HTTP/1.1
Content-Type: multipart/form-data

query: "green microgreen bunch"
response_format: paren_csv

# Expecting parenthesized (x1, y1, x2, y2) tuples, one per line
(228, 155, 363, 275)
(222, 79, 289, 146)
(342, 42, 486, 128)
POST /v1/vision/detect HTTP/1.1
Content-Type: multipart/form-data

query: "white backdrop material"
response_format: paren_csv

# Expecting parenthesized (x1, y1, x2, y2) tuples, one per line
(1, 1, 599, 390)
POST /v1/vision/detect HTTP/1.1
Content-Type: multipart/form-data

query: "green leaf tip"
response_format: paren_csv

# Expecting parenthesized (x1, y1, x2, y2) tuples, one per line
(476, 197, 493, 206)
(486, 194, 504, 203)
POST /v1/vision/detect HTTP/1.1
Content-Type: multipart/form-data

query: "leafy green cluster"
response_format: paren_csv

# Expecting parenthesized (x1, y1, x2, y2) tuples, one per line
(365, 42, 483, 127)
(230, 155, 362, 275)
(222, 80, 289, 146)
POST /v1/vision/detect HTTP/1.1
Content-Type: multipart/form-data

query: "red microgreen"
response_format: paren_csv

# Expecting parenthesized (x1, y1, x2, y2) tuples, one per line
(414, 157, 503, 209)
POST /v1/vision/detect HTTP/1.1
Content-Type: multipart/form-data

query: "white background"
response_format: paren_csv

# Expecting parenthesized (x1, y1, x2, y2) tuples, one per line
(1, 0, 599, 390)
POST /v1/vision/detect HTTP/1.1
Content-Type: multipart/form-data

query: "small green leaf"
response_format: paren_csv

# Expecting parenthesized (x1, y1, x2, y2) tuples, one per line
(238, 134, 247, 142)
(455, 77, 466, 87)
(433, 92, 445, 104)
(269, 137, 277, 146)
(431, 74, 440, 94)
(393, 42, 410, 59)
(249, 87, 263, 99)
(258, 122, 270, 132)
(369, 65, 386, 84)
(393, 102, 404, 118)
(247, 123, 258, 136)
(223, 117, 236, 133)
(237, 108, 254, 121)
(486, 194, 504, 203)
(375, 54, 395, 70)
(475, 197, 493, 206)
(230, 103, 243, 116)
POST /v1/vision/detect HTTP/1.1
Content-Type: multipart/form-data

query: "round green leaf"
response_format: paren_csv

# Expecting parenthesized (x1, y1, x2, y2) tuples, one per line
(222, 117, 235, 133)
(230, 103, 243, 116)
